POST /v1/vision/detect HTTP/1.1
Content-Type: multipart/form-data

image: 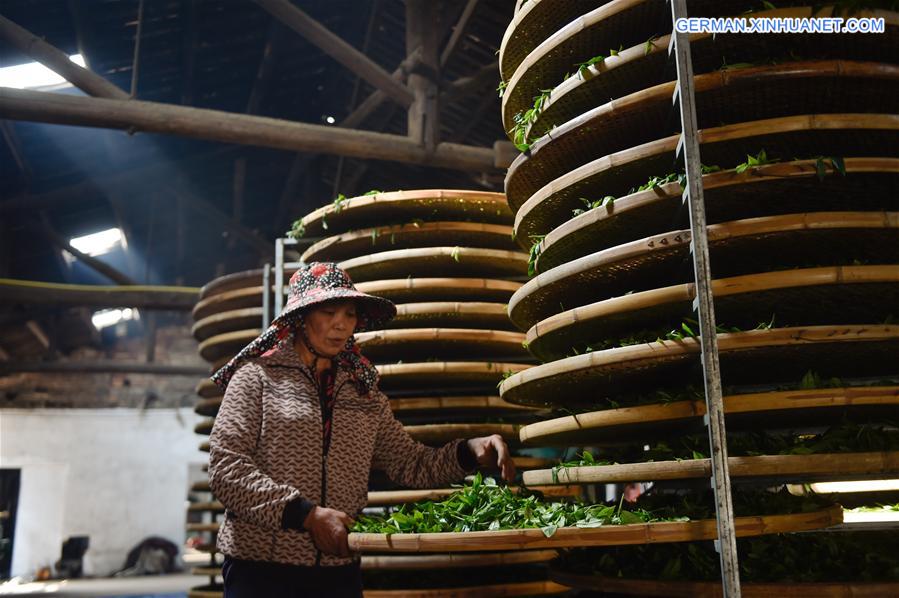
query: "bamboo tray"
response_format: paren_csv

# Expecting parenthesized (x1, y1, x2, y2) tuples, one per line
(534, 157, 899, 269)
(194, 397, 221, 417)
(355, 278, 521, 303)
(340, 247, 528, 282)
(506, 60, 899, 210)
(195, 419, 214, 436)
(516, 386, 899, 446)
(523, 452, 899, 485)
(366, 485, 580, 507)
(190, 567, 221, 577)
(513, 113, 899, 242)
(364, 581, 570, 597)
(301, 222, 517, 263)
(500, 326, 899, 408)
(389, 395, 537, 414)
(296, 190, 512, 238)
(403, 423, 520, 447)
(187, 501, 225, 514)
(386, 302, 516, 331)
(361, 549, 557, 570)
(347, 504, 842, 552)
(192, 286, 267, 322)
(198, 268, 273, 301)
(548, 570, 899, 598)
(355, 328, 530, 363)
(509, 212, 899, 331)
(187, 588, 221, 598)
(376, 362, 530, 393)
(197, 329, 259, 363)
(524, 266, 899, 361)
(195, 378, 220, 399)
(191, 307, 263, 342)
(502, 6, 899, 134)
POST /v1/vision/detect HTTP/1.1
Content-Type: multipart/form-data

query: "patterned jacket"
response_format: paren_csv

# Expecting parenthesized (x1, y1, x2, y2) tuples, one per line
(208, 348, 469, 567)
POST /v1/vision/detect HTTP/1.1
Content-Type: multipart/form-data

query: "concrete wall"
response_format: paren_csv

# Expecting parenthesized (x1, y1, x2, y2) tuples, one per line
(0, 408, 205, 577)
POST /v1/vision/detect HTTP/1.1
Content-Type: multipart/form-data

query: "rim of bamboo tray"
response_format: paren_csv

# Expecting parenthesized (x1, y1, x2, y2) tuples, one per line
(191, 480, 211, 492)
(513, 113, 899, 242)
(388, 302, 516, 331)
(297, 190, 512, 238)
(198, 441, 210, 452)
(389, 395, 538, 413)
(525, 265, 899, 361)
(347, 504, 842, 553)
(535, 157, 899, 269)
(403, 423, 520, 447)
(187, 501, 225, 513)
(190, 567, 222, 577)
(196, 378, 219, 398)
(547, 570, 899, 598)
(339, 247, 528, 282)
(363, 580, 570, 598)
(361, 550, 558, 571)
(507, 60, 899, 210)
(355, 328, 530, 363)
(191, 307, 263, 342)
(301, 222, 517, 263)
(187, 589, 222, 598)
(376, 361, 530, 393)
(197, 329, 259, 363)
(186, 522, 220, 533)
(500, 325, 899, 407)
(355, 278, 521, 303)
(198, 269, 263, 301)
(502, 5, 899, 134)
(366, 485, 580, 507)
(194, 397, 221, 418)
(195, 419, 214, 436)
(192, 286, 266, 322)
(523, 451, 899, 486)
(517, 386, 899, 446)
(511, 212, 899, 331)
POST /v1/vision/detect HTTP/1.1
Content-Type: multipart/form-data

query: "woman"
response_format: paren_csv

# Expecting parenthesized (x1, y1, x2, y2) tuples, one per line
(208, 262, 515, 597)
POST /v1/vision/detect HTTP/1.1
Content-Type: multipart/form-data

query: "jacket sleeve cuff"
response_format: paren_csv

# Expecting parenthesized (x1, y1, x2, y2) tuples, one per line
(281, 497, 316, 531)
(456, 439, 478, 472)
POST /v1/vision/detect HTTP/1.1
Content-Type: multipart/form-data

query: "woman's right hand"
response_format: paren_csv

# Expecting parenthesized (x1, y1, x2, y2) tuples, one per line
(303, 505, 354, 557)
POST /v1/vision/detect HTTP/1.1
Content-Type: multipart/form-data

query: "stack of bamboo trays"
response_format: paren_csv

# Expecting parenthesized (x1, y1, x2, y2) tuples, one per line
(487, 0, 899, 595)
(186, 189, 573, 597)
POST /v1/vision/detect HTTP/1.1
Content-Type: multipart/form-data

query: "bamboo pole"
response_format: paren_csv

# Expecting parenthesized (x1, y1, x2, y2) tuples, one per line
(0, 88, 497, 172)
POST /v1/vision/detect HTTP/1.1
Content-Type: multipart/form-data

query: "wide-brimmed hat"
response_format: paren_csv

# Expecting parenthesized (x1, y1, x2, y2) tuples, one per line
(211, 262, 395, 390)
(276, 262, 396, 331)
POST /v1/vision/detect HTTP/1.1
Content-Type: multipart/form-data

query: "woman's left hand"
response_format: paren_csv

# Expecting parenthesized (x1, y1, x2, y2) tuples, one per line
(467, 434, 516, 482)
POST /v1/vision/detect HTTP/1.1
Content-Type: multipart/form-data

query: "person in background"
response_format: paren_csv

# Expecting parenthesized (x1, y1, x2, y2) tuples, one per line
(208, 262, 515, 598)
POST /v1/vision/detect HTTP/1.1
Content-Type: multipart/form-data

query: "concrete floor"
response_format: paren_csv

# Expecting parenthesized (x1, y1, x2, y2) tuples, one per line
(0, 574, 196, 597)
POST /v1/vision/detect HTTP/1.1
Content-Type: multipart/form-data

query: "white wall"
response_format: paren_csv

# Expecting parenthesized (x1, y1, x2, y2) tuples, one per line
(0, 408, 205, 577)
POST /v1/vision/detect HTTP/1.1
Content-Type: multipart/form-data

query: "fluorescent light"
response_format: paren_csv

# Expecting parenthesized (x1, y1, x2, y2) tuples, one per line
(0, 54, 85, 90)
(811, 479, 899, 493)
(91, 308, 137, 330)
(69, 228, 123, 256)
(325, 115, 336, 124)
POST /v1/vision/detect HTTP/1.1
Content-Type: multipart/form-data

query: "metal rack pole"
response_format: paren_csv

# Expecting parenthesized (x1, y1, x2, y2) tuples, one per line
(262, 263, 272, 328)
(668, 1, 741, 595)
(274, 238, 285, 318)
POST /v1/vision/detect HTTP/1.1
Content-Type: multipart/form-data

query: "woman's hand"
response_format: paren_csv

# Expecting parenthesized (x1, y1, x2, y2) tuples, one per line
(303, 506, 354, 557)
(467, 434, 516, 482)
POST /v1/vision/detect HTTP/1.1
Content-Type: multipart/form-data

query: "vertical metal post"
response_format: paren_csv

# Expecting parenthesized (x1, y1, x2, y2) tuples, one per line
(668, 1, 741, 595)
(274, 238, 285, 318)
(262, 263, 272, 329)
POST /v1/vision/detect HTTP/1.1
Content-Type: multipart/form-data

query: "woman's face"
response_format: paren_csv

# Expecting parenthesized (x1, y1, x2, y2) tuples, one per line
(302, 300, 358, 357)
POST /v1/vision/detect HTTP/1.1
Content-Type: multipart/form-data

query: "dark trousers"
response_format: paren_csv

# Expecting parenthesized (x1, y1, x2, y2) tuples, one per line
(222, 556, 363, 598)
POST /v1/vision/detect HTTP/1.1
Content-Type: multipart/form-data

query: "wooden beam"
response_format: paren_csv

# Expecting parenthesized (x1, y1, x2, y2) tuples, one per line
(0, 278, 198, 310)
(406, 0, 440, 149)
(442, 62, 498, 103)
(252, 0, 414, 108)
(339, 47, 420, 129)
(38, 216, 137, 285)
(0, 88, 497, 172)
(440, 0, 479, 68)
(0, 13, 128, 100)
(0, 360, 209, 376)
(25, 320, 51, 350)
(246, 20, 287, 115)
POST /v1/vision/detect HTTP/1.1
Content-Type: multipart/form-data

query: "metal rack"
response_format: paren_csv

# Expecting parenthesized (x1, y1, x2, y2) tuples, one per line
(262, 237, 316, 328)
(667, 0, 740, 595)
